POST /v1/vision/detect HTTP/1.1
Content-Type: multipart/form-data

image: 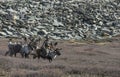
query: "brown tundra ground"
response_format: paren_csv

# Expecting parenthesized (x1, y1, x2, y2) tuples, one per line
(0, 37, 120, 77)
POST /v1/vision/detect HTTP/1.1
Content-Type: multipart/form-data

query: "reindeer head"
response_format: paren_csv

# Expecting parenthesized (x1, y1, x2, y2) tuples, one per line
(55, 48, 62, 56)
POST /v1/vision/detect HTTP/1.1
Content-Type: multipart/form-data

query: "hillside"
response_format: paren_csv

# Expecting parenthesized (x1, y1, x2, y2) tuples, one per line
(0, 0, 120, 40)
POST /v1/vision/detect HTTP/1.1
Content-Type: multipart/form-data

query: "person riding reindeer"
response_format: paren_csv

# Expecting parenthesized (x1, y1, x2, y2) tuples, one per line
(41, 35, 54, 57)
(28, 35, 41, 50)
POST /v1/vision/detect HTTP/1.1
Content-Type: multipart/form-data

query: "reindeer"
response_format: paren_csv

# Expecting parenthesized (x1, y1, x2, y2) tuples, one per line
(32, 41, 62, 62)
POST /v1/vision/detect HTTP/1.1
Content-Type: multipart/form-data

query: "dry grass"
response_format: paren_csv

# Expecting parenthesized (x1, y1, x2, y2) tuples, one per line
(0, 38, 120, 77)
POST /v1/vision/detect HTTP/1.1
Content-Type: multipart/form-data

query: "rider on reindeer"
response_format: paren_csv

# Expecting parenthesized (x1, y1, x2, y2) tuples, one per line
(41, 35, 54, 56)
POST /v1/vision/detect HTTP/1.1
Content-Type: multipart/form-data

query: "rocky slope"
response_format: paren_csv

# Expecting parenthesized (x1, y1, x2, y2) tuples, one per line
(0, 0, 120, 40)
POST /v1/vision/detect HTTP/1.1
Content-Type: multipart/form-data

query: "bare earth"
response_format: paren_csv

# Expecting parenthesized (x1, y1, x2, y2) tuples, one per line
(0, 37, 120, 77)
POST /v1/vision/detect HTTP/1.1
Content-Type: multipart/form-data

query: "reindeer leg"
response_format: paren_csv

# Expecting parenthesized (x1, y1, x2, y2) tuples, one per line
(10, 51, 14, 57)
(25, 53, 28, 58)
(32, 54, 37, 59)
(5, 51, 10, 56)
(20, 52, 24, 58)
(27, 54, 29, 58)
(14, 53, 17, 57)
(49, 58, 52, 63)
(38, 56, 40, 59)
(49, 60, 51, 63)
